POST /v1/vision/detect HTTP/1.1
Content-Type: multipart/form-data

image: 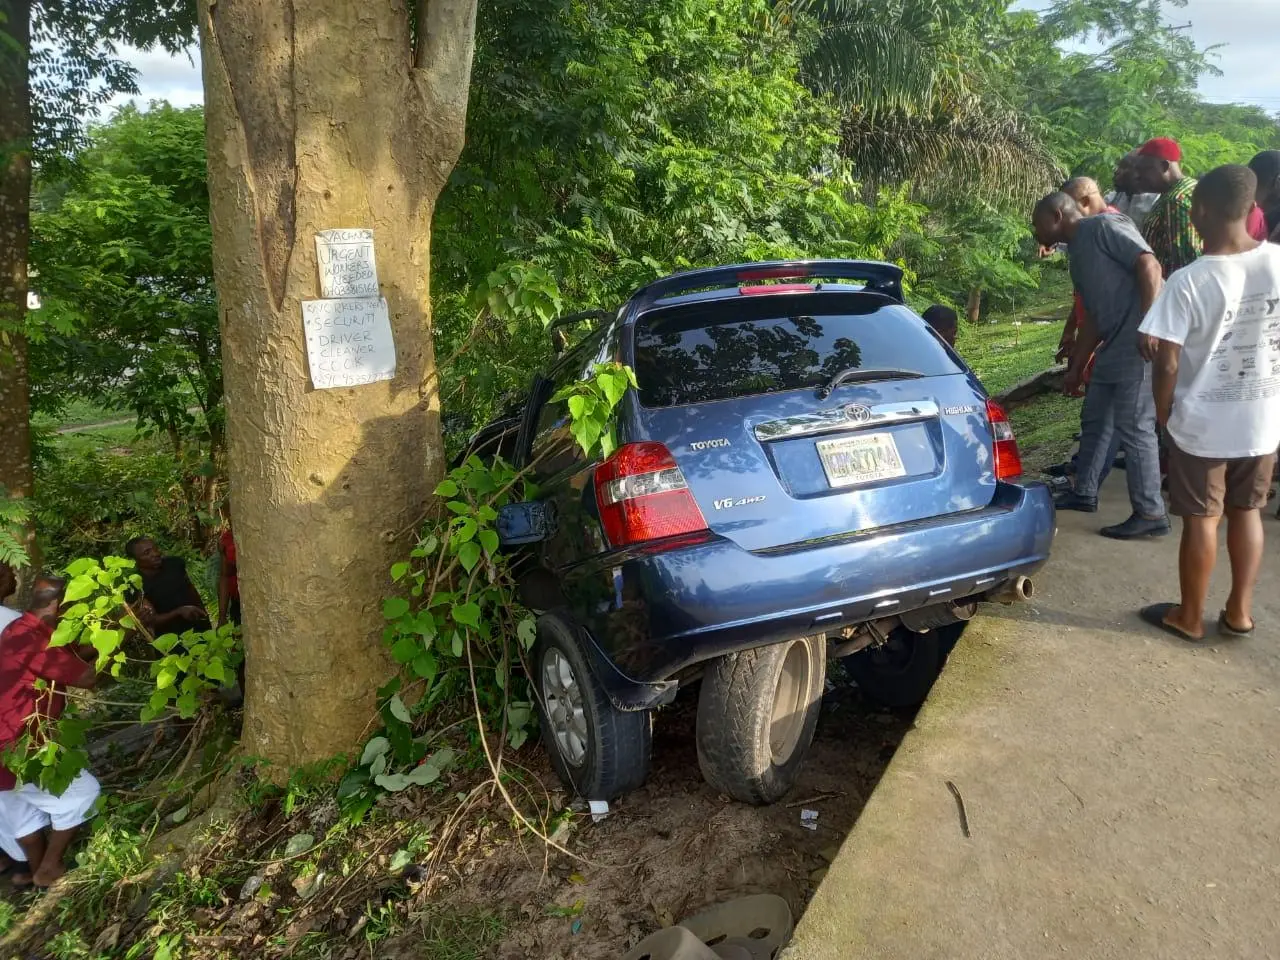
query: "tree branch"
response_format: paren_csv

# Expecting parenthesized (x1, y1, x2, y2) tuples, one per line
(413, 0, 478, 111)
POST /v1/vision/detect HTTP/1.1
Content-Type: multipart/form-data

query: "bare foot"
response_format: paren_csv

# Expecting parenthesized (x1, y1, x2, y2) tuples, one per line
(10, 871, 33, 888)
(32, 861, 66, 888)
(1163, 605, 1204, 641)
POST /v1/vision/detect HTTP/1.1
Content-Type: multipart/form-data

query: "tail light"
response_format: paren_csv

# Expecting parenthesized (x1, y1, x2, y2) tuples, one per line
(595, 442, 709, 547)
(986, 399, 1023, 480)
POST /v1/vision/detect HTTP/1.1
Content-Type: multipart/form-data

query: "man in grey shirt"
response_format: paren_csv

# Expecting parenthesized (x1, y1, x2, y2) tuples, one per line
(1033, 192, 1169, 539)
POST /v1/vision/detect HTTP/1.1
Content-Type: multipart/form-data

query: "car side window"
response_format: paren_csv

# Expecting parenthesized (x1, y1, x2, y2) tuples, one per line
(530, 326, 612, 463)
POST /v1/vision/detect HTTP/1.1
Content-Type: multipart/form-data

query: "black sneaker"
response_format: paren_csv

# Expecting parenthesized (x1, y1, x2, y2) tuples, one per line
(1100, 514, 1170, 540)
(1054, 492, 1098, 512)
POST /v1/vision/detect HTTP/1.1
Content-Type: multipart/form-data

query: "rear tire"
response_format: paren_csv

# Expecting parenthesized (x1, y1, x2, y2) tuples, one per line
(844, 625, 944, 708)
(696, 635, 826, 805)
(531, 613, 651, 800)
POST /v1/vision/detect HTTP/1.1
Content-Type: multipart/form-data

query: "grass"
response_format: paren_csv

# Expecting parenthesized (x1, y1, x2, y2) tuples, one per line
(33, 397, 130, 430)
(1009, 393, 1081, 475)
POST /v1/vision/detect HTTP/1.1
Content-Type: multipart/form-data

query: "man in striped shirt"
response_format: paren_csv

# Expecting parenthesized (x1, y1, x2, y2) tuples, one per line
(1135, 137, 1202, 277)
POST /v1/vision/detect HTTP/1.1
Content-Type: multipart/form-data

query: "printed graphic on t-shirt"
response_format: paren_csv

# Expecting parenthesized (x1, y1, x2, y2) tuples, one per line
(1195, 291, 1280, 404)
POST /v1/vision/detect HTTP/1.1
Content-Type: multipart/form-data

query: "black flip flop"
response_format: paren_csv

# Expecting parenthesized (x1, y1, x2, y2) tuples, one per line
(1140, 603, 1202, 642)
(1217, 611, 1255, 638)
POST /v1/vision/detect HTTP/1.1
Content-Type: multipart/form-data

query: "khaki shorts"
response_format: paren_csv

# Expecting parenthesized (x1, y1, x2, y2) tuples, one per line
(1166, 442, 1277, 517)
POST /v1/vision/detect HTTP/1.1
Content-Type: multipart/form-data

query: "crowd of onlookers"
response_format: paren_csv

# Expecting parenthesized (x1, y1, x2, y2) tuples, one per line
(1032, 140, 1280, 641)
(0, 516, 239, 888)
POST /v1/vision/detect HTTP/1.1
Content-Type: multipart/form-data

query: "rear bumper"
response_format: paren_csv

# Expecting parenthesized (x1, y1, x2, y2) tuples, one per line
(564, 481, 1054, 700)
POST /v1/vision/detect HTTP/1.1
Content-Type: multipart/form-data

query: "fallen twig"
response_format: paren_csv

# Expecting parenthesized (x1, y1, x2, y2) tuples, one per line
(945, 780, 971, 839)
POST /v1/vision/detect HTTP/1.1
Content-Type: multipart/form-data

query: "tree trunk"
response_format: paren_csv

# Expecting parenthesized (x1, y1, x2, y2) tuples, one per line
(0, 0, 37, 590)
(199, 0, 477, 769)
(965, 287, 982, 325)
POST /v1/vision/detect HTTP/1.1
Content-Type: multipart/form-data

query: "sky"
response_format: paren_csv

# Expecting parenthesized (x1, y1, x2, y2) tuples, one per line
(111, 0, 1280, 113)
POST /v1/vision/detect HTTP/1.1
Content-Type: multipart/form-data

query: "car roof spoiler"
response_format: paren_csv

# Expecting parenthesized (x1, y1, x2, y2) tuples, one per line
(629, 259, 906, 309)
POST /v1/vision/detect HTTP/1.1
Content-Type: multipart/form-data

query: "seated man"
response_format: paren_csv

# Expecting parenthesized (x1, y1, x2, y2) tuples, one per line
(0, 577, 100, 887)
(125, 536, 210, 635)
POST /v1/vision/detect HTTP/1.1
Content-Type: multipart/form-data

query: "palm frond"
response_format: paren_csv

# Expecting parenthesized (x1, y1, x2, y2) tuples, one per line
(787, 0, 946, 115)
(840, 98, 1065, 208)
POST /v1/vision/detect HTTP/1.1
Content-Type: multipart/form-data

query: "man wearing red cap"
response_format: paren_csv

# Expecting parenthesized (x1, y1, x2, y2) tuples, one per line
(1136, 137, 1202, 277)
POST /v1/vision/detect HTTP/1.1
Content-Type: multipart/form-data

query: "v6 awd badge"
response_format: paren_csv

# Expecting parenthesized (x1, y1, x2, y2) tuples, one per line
(714, 495, 766, 510)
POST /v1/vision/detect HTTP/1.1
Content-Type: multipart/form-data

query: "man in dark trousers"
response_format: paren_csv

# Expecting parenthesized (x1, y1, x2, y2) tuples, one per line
(1032, 192, 1168, 539)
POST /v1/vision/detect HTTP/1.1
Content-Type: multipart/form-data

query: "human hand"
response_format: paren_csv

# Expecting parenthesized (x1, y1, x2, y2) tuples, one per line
(1055, 339, 1074, 364)
(1063, 367, 1084, 397)
(1138, 333, 1159, 362)
(180, 605, 207, 621)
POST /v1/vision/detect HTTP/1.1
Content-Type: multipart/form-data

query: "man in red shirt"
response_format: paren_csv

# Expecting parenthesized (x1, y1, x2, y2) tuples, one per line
(0, 577, 100, 887)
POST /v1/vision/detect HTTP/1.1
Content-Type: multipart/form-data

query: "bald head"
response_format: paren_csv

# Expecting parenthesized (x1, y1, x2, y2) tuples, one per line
(1032, 191, 1083, 248)
(28, 576, 66, 623)
(1063, 176, 1107, 216)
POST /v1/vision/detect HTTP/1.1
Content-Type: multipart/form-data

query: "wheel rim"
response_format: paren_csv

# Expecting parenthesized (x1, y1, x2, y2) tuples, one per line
(541, 648, 589, 768)
(769, 641, 811, 764)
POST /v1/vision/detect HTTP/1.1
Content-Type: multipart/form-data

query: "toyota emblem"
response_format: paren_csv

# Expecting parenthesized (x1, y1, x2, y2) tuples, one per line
(843, 403, 872, 424)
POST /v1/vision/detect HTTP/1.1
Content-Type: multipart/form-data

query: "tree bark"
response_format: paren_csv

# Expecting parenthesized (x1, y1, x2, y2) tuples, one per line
(965, 287, 982, 325)
(199, 0, 477, 769)
(0, 0, 37, 590)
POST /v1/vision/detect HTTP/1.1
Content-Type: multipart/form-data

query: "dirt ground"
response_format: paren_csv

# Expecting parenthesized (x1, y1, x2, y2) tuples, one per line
(444, 679, 914, 960)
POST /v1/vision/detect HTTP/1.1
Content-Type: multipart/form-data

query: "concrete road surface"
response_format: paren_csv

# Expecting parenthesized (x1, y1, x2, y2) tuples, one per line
(786, 479, 1280, 959)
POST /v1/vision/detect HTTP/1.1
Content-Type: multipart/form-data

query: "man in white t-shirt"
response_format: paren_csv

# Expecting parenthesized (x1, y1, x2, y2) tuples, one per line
(0, 563, 19, 634)
(1137, 164, 1280, 641)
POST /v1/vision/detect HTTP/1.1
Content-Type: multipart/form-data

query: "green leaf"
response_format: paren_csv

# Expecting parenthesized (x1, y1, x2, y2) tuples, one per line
(453, 518, 478, 543)
(451, 632, 464, 657)
(360, 737, 390, 767)
(389, 848, 414, 873)
(387, 694, 412, 724)
(479, 529, 499, 556)
(451, 602, 481, 628)
(284, 833, 315, 856)
(175, 691, 198, 717)
(517, 618, 537, 649)
(457, 541, 481, 573)
(390, 562, 410, 581)
(204, 658, 226, 683)
(373, 772, 412, 793)
(63, 575, 98, 604)
(411, 652, 437, 681)
(598, 370, 627, 406)
(383, 597, 411, 620)
(567, 394, 588, 420)
(390, 635, 420, 664)
(155, 664, 178, 690)
(435, 479, 459, 497)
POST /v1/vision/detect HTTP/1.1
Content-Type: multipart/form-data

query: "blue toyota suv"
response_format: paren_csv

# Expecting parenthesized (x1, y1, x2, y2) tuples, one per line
(474, 260, 1055, 805)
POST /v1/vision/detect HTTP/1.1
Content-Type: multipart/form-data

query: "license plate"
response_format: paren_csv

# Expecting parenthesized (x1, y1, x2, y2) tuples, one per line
(816, 433, 907, 488)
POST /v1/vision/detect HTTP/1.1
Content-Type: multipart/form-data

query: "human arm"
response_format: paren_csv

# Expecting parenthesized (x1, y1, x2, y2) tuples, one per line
(31, 644, 98, 690)
(1064, 310, 1102, 397)
(1057, 293, 1084, 363)
(217, 549, 231, 628)
(1133, 253, 1165, 361)
(1152, 340, 1181, 428)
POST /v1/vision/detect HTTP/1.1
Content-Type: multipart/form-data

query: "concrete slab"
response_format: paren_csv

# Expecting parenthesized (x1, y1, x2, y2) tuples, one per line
(785, 480, 1280, 959)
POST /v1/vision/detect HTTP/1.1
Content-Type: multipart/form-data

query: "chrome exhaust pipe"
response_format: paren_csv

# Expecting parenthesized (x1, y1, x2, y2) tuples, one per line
(985, 576, 1034, 605)
(899, 600, 977, 634)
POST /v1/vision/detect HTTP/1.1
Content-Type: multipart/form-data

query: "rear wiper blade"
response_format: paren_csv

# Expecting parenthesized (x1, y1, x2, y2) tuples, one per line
(817, 367, 924, 399)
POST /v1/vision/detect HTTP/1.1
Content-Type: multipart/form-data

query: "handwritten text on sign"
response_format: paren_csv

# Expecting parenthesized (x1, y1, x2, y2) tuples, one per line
(302, 297, 397, 389)
(315, 228, 379, 298)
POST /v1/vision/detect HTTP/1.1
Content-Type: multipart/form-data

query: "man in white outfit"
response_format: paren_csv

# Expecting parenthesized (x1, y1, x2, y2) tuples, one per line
(0, 577, 100, 886)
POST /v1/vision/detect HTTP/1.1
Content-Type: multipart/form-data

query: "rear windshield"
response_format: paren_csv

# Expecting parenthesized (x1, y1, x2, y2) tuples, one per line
(632, 294, 962, 408)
